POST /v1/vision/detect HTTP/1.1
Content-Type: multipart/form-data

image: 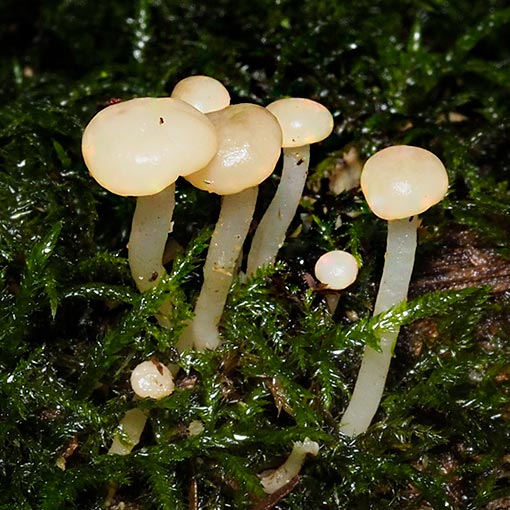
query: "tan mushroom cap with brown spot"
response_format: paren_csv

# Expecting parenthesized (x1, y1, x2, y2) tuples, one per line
(361, 145, 449, 220)
(171, 75, 231, 114)
(185, 103, 282, 195)
(130, 360, 175, 400)
(82, 97, 218, 197)
(266, 97, 334, 148)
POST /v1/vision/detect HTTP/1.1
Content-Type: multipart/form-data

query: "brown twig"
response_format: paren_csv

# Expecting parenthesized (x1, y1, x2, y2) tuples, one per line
(250, 475, 301, 510)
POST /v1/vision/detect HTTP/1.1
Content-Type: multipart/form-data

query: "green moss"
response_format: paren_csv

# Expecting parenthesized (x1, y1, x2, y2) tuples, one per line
(1, 0, 510, 508)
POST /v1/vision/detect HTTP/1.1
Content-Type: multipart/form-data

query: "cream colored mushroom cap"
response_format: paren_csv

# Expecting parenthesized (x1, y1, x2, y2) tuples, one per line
(171, 75, 231, 113)
(314, 250, 359, 290)
(130, 360, 175, 400)
(185, 103, 282, 195)
(266, 97, 334, 148)
(361, 145, 449, 220)
(82, 97, 218, 197)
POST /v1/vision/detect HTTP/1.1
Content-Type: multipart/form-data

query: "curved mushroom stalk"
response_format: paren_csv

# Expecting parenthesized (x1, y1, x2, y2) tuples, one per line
(128, 183, 175, 293)
(259, 438, 319, 494)
(246, 97, 333, 277)
(339, 216, 418, 437)
(247, 145, 310, 275)
(179, 187, 258, 351)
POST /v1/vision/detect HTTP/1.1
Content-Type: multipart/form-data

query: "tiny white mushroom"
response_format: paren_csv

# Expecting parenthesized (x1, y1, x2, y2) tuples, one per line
(339, 145, 448, 437)
(259, 438, 319, 494)
(130, 359, 175, 400)
(315, 250, 359, 290)
(247, 97, 334, 276)
(314, 250, 359, 313)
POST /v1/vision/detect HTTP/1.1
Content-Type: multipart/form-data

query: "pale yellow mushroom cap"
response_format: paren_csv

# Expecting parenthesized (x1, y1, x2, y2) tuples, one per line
(361, 145, 449, 220)
(82, 97, 218, 197)
(314, 250, 359, 290)
(266, 97, 334, 148)
(185, 103, 282, 195)
(130, 360, 175, 400)
(170, 75, 231, 113)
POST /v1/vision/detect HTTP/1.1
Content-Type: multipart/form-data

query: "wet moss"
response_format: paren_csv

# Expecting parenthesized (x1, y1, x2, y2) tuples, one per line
(1, 1, 510, 508)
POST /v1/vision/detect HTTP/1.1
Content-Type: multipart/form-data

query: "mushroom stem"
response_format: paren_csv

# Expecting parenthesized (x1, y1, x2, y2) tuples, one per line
(339, 216, 418, 437)
(108, 408, 148, 456)
(246, 145, 310, 276)
(128, 183, 175, 293)
(180, 186, 259, 351)
(259, 438, 319, 494)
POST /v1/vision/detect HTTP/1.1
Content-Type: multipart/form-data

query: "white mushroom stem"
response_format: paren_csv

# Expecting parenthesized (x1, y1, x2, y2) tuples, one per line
(259, 438, 319, 494)
(246, 145, 310, 276)
(128, 183, 175, 293)
(179, 187, 258, 351)
(108, 408, 148, 456)
(339, 216, 418, 437)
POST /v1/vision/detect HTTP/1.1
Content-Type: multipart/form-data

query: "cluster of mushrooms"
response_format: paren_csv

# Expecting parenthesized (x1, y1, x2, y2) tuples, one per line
(82, 76, 449, 491)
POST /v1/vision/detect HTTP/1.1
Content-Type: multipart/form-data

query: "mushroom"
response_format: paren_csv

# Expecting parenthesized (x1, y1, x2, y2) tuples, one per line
(180, 103, 282, 351)
(339, 145, 448, 437)
(170, 75, 230, 114)
(259, 438, 319, 494)
(314, 250, 359, 313)
(246, 97, 334, 276)
(130, 358, 175, 399)
(82, 97, 218, 293)
(108, 358, 175, 456)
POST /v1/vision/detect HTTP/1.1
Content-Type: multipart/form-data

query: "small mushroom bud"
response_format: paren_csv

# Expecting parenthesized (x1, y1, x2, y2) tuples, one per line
(130, 359, 175, 400)
(314, 250, 359, 313)
(315, 250, 359, 290)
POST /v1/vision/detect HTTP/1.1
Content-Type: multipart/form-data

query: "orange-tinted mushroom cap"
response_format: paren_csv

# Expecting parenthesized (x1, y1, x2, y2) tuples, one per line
(82, 97, 218, 197)
(266, 97, 333, 148)
(361, 145, 448, 220)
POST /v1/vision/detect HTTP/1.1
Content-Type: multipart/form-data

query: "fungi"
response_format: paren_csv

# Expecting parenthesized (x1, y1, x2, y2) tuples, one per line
(180, 103, 282, 350)
(314, 250, 359, 313)
(130, 358, 175, 399)
(246, 97, 334, 276)
(170, 75, 230, 114)
(339, 145, 448, 437)
(259, 438, 319, 494)
(82, 97, 218, 293)
(108, 358, 175, 456)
